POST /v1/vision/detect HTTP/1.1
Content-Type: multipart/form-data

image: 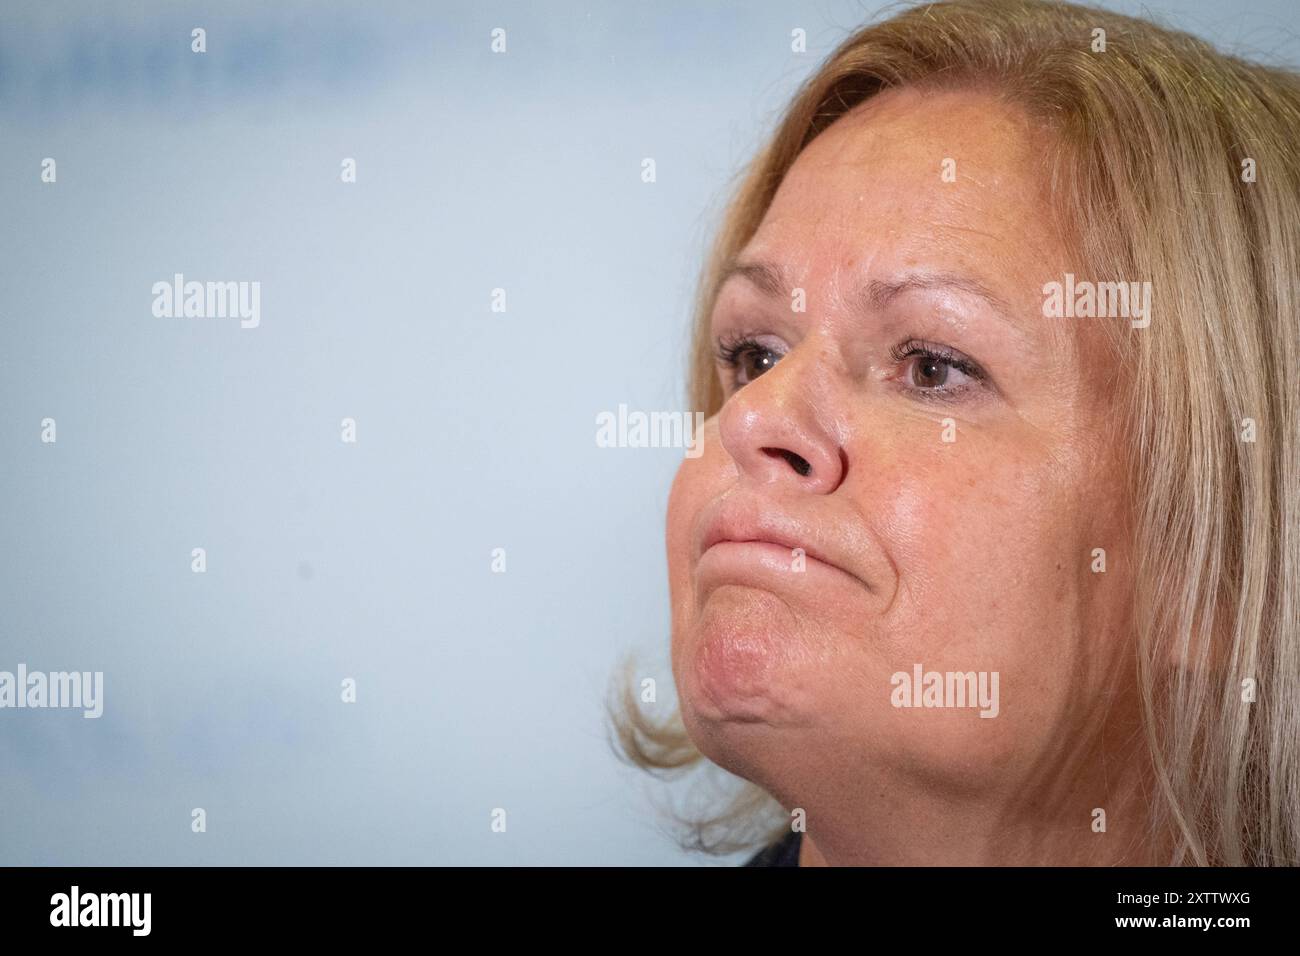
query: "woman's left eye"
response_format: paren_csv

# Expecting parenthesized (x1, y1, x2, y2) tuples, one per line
(890, 340, 986, 395)
(906, 353, 967, 388)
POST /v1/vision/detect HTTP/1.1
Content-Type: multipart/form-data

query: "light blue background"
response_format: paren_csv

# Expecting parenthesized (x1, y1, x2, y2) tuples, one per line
(2, 0, 1297, 865)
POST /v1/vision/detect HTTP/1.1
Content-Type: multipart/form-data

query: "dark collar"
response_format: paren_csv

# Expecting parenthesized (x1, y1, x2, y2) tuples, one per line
(743, 830, 802, 867)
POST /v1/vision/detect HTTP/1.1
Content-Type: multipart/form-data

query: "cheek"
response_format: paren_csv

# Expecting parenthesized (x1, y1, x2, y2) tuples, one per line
(863, 435, 1102, 762)
(875, 436, 1087, 629)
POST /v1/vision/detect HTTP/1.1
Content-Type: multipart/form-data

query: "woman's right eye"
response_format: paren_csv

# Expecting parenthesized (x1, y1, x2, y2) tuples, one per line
(716, 336, 785, 388)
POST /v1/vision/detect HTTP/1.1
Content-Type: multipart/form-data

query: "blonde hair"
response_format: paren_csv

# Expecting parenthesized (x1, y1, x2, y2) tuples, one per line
(607, 0, 1300, 865)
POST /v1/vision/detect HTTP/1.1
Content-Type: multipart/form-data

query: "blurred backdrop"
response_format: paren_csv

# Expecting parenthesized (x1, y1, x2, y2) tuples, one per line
(2, 0, 1297, 865)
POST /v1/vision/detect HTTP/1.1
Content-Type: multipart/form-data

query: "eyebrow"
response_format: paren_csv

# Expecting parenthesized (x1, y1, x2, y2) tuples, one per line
(718, 258, 1018, 327)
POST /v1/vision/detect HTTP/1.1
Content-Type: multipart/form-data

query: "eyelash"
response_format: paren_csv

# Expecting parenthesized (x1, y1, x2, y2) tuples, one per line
(714, 333, 768, 368)
(714, 333, 782, 389)
(889, 338, 987, 398)
(714, 334, 988, 399)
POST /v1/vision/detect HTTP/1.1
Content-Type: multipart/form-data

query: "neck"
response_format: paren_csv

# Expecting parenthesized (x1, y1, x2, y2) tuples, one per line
(783, 714, 1170, 866)
(795, 780, 1167, 866)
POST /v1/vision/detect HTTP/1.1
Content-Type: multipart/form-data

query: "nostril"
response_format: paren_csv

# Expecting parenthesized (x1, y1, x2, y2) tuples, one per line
(763, 447, 812, 477)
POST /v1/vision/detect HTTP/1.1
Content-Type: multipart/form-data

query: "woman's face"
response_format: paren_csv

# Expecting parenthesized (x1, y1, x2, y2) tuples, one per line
(667, 86, 1137, 851)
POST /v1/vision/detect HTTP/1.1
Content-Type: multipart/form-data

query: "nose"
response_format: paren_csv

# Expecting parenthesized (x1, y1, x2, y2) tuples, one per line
(716, 343, 846, 494)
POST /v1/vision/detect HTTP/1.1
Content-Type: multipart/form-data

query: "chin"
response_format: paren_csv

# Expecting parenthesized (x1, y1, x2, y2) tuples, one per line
(676, 585, 825, 729)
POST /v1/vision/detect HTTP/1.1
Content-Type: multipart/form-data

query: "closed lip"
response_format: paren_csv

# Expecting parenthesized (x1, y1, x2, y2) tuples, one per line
(696, 497, 870, 591)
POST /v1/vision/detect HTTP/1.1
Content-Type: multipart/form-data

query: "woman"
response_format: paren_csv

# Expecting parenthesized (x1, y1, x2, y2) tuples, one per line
(609, 0, 1300, 866)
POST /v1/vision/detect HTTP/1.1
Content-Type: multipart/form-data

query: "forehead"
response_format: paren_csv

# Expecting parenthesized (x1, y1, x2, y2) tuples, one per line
(749, 86, 1066, 287)
(727, 86, 1106, 373)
